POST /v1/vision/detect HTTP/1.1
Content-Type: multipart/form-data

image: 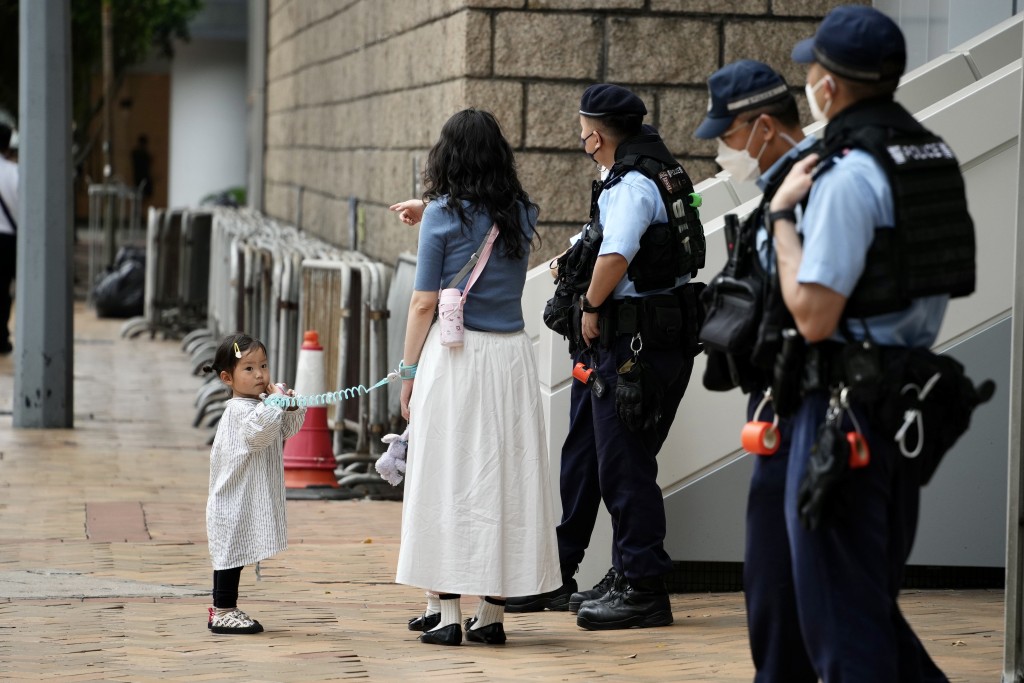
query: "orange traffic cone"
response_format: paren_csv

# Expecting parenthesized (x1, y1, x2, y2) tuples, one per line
(283, 330, 339, 489)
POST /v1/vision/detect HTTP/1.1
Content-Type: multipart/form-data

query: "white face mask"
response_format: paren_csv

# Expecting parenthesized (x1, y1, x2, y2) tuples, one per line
(715, 122, 767, 183)
(805, 75, 834, 122)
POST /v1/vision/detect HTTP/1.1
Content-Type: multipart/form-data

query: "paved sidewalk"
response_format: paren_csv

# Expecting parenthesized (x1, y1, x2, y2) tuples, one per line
(0, 306, 1005, 681)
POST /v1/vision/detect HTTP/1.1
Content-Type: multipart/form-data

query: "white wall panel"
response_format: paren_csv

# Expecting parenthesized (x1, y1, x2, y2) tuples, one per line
(883, 0, 1016, 71)
(169, 39, 248, 208)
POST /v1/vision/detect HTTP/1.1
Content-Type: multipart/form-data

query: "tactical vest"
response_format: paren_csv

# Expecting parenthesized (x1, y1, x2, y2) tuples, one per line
(556, 133, 705, 299)
(816, 98, 976, 318)
(614, 134, 706, 292)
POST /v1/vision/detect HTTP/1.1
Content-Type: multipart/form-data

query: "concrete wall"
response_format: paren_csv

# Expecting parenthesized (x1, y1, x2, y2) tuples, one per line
(263, 0, 864, 267)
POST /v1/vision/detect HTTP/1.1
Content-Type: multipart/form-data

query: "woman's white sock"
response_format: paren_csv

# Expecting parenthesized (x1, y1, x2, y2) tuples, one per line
(428, 594, 461, 630)
(424, 591, 441, 616)
(471, 597, 505, 629)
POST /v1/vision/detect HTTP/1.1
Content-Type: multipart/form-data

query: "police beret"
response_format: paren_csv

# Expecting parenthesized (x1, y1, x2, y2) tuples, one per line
(694, 60, 790, 140)
(579, 84, 647, 118)
(792, 5, 906, 82)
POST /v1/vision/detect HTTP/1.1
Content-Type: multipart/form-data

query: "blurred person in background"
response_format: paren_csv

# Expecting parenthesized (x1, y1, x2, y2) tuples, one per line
(0, 122, 18, 355)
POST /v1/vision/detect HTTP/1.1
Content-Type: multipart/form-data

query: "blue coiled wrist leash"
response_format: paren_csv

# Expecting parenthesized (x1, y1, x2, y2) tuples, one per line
(261, 367, 403, 409)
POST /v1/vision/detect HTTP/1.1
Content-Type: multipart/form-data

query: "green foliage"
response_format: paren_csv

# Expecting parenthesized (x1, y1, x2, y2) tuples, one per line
(201, 186, 247, 207)
(71, 0, 204, 76)
(0, 0, 204, 153)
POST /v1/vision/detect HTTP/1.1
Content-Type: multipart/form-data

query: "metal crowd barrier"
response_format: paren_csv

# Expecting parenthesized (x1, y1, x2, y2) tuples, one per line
(300, 257, 393, 471)
(121, 208, 212, 340)
(87, 182, 144, 299)
(195, 209, 343, 378)
(385, 253, 417, 424)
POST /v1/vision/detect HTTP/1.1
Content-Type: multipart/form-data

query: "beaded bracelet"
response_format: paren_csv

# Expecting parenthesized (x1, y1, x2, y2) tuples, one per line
(398, 360, 418, 380)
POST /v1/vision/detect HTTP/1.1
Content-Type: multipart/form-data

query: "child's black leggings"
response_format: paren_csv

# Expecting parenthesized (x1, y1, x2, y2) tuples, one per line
(212, 566, 243, 608)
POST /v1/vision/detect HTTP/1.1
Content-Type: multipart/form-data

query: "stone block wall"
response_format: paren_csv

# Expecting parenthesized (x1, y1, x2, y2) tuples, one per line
(264, 0, 864, 266)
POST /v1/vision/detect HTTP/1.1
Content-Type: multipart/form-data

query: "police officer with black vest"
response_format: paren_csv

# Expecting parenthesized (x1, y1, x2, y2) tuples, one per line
(508, 84, 705, 630)
(693, 60, 818, 682)
(764, 5, 979, 680)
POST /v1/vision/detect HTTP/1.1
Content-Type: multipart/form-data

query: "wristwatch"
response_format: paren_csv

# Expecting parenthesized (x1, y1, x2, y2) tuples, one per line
(579, 293, 601, 313)
(768, 209, 798, 225)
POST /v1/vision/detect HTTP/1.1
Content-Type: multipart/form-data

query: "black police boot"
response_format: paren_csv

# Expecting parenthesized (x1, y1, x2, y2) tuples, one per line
(575, 576, 673, 630)
(569, 567, 620, 614)
(504, 578, 577, 613)
(575, 572, 627, 615)
(505, 567, 577, 613)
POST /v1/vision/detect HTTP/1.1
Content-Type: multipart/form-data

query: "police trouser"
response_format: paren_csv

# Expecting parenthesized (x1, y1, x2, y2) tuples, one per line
(554, 331, 692, 581)
(743, 391, 815, 683)
(785, 391, 947, 683)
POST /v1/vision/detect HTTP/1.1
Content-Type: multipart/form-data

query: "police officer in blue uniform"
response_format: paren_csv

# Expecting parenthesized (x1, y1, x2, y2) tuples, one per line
(693, 60, 818, 683)
(509, 84, 705, 630)
(765, 5, 976, 680)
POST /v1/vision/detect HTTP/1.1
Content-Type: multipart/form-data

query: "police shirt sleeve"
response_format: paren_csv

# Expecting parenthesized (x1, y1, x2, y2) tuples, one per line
(797, 151, 892, 297)
(412, 200, 450, 292)
(598, 173, 660, 262)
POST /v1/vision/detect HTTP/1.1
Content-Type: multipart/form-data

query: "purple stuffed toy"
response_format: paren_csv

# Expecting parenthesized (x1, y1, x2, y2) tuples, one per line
(375, 427, 408, 486)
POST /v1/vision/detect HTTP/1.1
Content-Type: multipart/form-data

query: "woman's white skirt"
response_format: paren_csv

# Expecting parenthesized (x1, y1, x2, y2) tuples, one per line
(395, 326, 561, 597)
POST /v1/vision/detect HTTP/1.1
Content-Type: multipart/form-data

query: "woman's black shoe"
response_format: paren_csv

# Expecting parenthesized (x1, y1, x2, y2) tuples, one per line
(419, 623, 462, 646)
(408, 612, 441, 631)
(463, 618, 507, 645)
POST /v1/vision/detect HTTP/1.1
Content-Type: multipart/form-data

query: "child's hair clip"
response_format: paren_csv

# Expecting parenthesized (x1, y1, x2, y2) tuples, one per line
(233, 342, 242, 359)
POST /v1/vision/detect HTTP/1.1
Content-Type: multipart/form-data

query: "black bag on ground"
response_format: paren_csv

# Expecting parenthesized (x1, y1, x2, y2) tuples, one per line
(93, 247, 146, 318)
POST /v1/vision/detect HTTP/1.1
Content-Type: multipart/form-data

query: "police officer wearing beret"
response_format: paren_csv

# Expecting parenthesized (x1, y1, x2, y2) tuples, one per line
(510, 84, 706, 630)
(766, 5, 978, 680)
(694, 60, 818, 682)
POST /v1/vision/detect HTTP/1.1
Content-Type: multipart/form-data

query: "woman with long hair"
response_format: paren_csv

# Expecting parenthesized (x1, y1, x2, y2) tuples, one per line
(393, 109, 560, 646)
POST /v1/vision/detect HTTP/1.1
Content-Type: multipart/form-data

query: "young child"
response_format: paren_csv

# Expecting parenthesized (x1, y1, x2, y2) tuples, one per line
(202, 333, 306, 634)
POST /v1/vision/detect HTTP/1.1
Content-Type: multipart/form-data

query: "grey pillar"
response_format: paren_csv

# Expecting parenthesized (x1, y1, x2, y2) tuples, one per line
(1003, 32, 1024, 683)
(13, 0, 74, 428)
(247, 0, 267, 212)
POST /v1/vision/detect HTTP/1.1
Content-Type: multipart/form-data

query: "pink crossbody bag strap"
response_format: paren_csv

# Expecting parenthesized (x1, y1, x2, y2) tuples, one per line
(459, 225, 499, 304)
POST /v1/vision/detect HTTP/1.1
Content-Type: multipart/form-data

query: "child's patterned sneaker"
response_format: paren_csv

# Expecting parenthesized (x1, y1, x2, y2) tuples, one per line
(209, 608, 264, 634)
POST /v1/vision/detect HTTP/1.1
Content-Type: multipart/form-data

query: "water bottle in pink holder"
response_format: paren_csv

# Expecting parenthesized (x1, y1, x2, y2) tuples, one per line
(436, 225, 497, 349)
(438, 288, 465, 347)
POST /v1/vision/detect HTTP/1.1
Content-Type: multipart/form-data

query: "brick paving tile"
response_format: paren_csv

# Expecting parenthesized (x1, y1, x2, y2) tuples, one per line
(0, 305, 1006, 681)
